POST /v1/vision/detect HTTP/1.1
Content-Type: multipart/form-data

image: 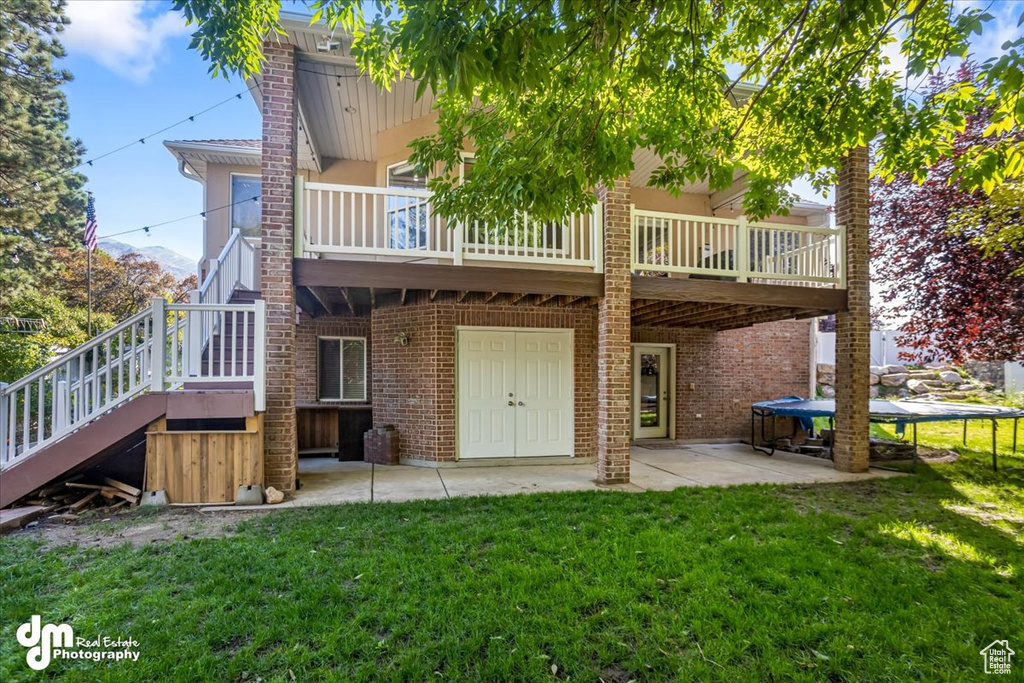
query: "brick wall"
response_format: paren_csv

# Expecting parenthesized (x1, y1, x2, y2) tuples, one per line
(371, 305, 447, 462)
(597, 178, 632, 484)
(370, 302, 598, 463)
(259, 42, 298, 491)
(634, 320, 811, 439)
(295, 313, 372, 404)
(833, 148, 871, 472)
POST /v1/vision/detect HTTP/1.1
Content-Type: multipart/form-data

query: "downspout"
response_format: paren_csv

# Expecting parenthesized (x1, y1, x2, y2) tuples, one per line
(176, 158, 210, 280)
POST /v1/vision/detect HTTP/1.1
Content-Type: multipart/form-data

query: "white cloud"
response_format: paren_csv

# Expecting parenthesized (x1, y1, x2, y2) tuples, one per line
(63, 1, 191, 82)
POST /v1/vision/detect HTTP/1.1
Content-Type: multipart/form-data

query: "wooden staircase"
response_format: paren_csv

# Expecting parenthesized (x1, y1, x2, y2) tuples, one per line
(1, 234, 264, 509)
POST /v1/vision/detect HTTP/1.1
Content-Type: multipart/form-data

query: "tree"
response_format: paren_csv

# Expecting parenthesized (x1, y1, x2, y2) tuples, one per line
(951, 178, 1024, 276)
(174, 0, 1022, 223)
(0, 0, 87, 306)
(41, 247, 194, 320)
(0, 289, 114, 383)
(871, 69, 1024, 363)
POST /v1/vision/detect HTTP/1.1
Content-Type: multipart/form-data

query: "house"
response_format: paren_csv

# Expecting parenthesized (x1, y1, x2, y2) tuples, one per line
(0, 13, 871, 505)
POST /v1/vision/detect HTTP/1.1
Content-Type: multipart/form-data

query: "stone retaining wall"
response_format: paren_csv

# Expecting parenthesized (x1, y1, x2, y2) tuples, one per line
(816, 363, 991, 401)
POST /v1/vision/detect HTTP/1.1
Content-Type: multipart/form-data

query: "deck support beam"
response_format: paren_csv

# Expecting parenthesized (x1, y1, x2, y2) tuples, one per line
(833, 147, 871, 473)
(596, 178, 632, 485)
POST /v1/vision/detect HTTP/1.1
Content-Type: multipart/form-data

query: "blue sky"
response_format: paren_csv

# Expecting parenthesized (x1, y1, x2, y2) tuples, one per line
(62, 1, 261, 263)
(59, 1, 1021, 264)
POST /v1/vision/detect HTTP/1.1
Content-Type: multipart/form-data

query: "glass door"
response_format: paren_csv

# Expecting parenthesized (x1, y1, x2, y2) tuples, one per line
(632, 345, 672, 439)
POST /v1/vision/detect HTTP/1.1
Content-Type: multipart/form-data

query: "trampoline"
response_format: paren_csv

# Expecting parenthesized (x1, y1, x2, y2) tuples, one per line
(751, 397, 1023, 470)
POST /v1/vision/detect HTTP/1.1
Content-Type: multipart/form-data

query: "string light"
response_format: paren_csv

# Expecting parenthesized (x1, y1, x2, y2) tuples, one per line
(98, 195, 259, 240)
(10, 83, 261, 195)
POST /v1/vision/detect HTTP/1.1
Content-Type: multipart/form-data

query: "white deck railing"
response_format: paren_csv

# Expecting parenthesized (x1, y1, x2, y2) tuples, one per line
(631, 208, 844, 287)
(296, 178, 602, 271)
(196, 230, 257, 306)
(0, 299, 265, 469)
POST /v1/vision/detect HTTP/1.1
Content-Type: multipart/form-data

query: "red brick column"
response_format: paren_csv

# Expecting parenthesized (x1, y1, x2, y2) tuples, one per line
(260, 42, 298, 491)
(596, 178, 632, 484)
(833, 147, 871, 472)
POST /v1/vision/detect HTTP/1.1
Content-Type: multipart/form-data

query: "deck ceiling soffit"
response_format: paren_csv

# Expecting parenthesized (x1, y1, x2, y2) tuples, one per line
(294, 60, 437, 163)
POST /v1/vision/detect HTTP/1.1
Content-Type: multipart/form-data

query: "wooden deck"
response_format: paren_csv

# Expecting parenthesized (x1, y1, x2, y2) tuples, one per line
(294, 259, 844, 329)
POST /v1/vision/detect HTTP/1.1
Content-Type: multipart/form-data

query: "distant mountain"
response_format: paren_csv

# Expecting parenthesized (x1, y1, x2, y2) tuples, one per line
(98, 239, 196, 281)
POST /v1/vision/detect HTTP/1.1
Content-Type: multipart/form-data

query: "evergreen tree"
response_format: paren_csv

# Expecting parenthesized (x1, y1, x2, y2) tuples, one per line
(0, 0, 87, 307)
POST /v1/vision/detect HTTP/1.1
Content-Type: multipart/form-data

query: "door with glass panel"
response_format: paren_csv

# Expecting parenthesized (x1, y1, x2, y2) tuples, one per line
(632, 345, 672, 439)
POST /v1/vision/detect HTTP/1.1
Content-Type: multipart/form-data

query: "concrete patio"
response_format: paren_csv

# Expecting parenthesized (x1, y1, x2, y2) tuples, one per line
(209, 443, 902, 510)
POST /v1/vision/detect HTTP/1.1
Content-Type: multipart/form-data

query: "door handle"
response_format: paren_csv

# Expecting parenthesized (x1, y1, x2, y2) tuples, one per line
(508, 401, 514, 406)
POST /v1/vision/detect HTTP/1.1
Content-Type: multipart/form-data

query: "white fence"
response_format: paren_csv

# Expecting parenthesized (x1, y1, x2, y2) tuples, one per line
(0, 299, 265, 468)
(296, 178, 602, 270)
(817, 330, 946, 367)
(631, 209, 844, 287)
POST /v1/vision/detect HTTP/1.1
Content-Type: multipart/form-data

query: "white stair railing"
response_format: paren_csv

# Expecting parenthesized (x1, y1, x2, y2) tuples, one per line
(189, 230, 258, 372)
(0, 298, 266, 470)
(196, 230, 258, 306)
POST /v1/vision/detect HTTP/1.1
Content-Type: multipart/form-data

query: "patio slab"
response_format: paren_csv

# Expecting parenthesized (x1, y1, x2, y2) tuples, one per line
(439, 464, 601, 499)
(202, 444, 903, 511)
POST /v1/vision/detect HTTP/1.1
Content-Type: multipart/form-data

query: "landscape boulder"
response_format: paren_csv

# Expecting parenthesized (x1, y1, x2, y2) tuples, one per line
(880, 373, 908, 387)
(907, 379, 932, 394)
(939, 370, 963, 384)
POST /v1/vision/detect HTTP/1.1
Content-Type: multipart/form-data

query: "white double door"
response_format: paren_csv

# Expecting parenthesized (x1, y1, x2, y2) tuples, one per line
(458, 329, 573, 458)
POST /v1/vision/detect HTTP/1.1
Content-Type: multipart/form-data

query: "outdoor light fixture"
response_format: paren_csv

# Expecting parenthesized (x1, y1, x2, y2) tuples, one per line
(394, 332, 409, 347)
(316, 40, 341, 53)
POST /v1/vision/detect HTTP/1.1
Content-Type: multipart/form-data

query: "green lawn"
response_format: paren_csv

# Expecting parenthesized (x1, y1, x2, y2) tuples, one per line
(2, 422, 1022, 682)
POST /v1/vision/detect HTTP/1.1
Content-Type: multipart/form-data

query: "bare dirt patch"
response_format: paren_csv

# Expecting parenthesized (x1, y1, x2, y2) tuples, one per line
(4, 507, 273, 551)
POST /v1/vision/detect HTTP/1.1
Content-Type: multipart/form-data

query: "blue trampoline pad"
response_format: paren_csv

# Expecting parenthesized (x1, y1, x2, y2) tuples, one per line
(752, 397, 1024, 424)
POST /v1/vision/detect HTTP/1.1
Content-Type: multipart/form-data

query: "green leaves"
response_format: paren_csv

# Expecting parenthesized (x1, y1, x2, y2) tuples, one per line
(174, 1, 1021, 219)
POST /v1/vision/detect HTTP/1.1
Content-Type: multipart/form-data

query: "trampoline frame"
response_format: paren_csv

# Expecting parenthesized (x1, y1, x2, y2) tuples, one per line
(750, 398, 1021, 471)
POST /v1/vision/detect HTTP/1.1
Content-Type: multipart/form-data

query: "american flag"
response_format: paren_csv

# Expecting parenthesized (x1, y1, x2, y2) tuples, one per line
(84, 193, 98, 251)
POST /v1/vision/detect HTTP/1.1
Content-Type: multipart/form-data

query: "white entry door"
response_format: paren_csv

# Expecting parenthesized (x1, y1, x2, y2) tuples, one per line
(458, 329, 573, 458)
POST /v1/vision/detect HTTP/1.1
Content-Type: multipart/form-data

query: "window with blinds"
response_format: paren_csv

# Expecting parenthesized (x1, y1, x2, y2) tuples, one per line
(317, 337, 367, 401)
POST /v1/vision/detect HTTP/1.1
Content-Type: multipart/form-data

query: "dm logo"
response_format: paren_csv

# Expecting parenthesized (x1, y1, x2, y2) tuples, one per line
(16, 615, 73, 671)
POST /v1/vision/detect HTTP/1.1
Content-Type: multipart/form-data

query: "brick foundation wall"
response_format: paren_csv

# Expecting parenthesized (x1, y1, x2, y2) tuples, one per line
(371, 305, 448, 462)
(295, 313, 372, 404)
(634, 320, 811, 439)
(370, 302, 598, 463)
(833, 147, 871, 473)
(259, 42, 298, 491)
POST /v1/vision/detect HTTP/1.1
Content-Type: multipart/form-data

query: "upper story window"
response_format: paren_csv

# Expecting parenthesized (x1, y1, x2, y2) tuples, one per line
(231, 174, 261, 237)
(386, 161, 429, 249)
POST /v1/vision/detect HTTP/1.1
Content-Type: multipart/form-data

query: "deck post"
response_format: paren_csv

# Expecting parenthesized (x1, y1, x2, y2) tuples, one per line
(596, 177, 632, 485)
(736, 215, 749, 282)
(260, 41, 299, 492)
(832, 147, 871, 473)
(150, 297, 166, 393)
